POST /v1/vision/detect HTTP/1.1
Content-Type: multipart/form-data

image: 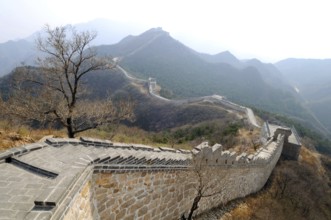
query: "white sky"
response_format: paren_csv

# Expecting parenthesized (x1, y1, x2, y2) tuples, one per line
(1, 0, 331, 62)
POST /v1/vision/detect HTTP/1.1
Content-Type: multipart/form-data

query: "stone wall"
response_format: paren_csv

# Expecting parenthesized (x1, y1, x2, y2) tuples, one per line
(81, 135, 284, 220)
(92, 159, 281, 220)
(62, 179, 99, 220)
(93, 170, 191, 220)
(265, 122, 302, 161)
(57, 131, 285, 220)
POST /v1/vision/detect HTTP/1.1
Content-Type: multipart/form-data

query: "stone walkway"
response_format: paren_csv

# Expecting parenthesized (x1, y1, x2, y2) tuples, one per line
(0, 138, 190, 220)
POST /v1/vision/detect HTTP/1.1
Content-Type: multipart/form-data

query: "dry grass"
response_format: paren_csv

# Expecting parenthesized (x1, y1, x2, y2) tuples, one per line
(0, 121, 192, 152)
(229, 128, 261, 154)
(217, 147, 331, 220)
(0, 122, 66, 151)
(299, 146, 326, 176)
(80, 125, 192, 149)
(220, 203, 253, 220)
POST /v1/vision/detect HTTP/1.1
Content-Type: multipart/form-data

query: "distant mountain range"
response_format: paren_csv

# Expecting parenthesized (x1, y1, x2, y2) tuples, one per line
(1, 19, 331, 139)
(276, 59, 331, 133)
(0, 19, 148, 77)
(95, 28, 313, 126)
(0, 39, 35, 76)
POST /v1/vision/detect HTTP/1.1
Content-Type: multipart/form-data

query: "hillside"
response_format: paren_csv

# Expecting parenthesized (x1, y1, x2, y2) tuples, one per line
(197, 51, 244, 69)
(0, 26, 327, 141)
(244, 58, 295, 93)
(276, 58, 331, 135)
(197, 147, 331, 220)
(0, 65, 262, 154)
(0, 66, 243, 135)
(276, 58, 331, 87)
(96, 28, 308, 120)
(0, 39, 35, 76)
(2, 26, 331, 154)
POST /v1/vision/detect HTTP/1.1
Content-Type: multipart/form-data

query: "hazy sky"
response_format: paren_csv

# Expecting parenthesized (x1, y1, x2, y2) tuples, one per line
(1, 0, 331, 62)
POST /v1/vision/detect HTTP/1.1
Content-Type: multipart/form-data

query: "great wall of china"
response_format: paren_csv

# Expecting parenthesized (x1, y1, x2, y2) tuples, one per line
(0, 64, 301, 219)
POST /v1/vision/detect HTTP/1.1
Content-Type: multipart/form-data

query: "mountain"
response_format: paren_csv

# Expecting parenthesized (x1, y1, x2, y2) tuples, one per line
(276, 58, 331, 134)
(0, 19, 148, 77)
(198, 51, 295, 94)
(0, 39, 35, 76)
(245, 58, 296, 93)
(96, 28, 311, 121)
(0, 66, 232, 133)
(1, 24, 328, 138)
(198, 51, 243, 68)
(276, 58, 331, 87)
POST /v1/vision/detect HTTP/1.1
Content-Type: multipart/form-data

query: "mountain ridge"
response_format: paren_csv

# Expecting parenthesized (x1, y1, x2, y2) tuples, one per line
(0, 23, 330, 140)
(95, 28, 310, 120)
(276, 58, 331, 135)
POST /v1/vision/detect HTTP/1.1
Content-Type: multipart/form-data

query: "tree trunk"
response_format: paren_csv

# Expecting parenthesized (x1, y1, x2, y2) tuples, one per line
(187, 194, 202, 220)
(66, 117, 75, 138)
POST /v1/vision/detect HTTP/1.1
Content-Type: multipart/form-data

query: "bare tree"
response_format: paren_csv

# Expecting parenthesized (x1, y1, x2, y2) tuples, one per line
(0, 25, 134, 138)
(182, 152, 224, 220)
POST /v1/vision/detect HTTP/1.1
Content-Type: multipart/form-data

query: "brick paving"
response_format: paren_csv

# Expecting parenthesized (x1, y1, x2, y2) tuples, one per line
(0, 138, 190, 220)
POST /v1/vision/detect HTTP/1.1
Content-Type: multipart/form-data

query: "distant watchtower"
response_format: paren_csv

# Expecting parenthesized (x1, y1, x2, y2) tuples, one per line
(149, 77, 157, 90)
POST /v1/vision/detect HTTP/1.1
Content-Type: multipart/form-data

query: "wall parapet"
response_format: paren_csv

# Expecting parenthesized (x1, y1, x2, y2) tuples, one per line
(42, 134, 284, 172)
(192, 134, 284, 169)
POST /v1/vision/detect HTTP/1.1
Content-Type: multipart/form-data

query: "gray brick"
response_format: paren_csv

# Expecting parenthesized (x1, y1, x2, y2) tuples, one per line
(10, 202, 34, 211)
(0, 210, 17, 219)
(6, 176, 22, 182)
(25, 183, 44, 189)
(0, 181, 9, 188)
(0, 194, 11, 202)
(9, 195, 32, 203)
(0, 202, 14, 210)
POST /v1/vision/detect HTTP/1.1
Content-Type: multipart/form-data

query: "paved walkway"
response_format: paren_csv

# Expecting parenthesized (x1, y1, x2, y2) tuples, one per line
(0, 138, 190, 220)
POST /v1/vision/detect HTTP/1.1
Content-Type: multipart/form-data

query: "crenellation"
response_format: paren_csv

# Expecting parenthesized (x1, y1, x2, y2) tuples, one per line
(195, 141, 209, 151)
(159, 146, 177, 152)
(235, 153, 248, 164)
(247, 154, 254, 161)
(212, 143, 222, 152)
(178, 149, 191, 154)
(46, 138, 81, 147)
(0, 143, 48, 162)
(131, 144, 154, 151)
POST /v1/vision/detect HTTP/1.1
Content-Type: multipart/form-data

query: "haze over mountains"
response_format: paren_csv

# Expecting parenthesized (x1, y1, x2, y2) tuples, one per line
(0, 19, 148, 76)
(1, 19, 331, 140)
(276, 59, 331, 133)
(96, 28, 304, 115)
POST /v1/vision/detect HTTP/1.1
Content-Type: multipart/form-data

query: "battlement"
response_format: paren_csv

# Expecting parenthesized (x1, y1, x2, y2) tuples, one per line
(193, 133, 284, 167)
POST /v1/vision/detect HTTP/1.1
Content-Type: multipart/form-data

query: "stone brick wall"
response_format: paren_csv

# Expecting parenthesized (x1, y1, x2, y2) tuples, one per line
(62, 178, 99, 220)
(91, 155, 281, 220)
(90, 135, 283, 219)
(61, 133, 284, 220)
(282, 142, 301, 160)
(93, 170, 191, 220)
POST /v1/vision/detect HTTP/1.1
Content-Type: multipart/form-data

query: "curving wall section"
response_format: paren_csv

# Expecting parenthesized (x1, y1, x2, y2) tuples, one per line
(0, 129, 286, 220)
(60, 131, 285, 220)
